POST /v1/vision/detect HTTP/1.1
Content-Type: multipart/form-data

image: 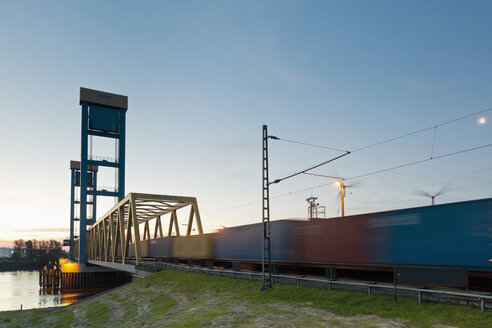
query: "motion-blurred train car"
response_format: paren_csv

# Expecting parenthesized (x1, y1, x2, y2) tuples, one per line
(172, 233, 214, 259)
(292, 216, 371, 265)
(214, 220, 300, 263)
(128, 236, 175, 258)
(127, 241, 145, 258)
(294, 198, 492, 272)
(148, 236, 174, 258)
(119, 198, 490, 289)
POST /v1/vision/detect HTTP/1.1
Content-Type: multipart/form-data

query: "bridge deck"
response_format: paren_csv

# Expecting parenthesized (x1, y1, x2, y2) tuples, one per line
(88, 260, 136, 273)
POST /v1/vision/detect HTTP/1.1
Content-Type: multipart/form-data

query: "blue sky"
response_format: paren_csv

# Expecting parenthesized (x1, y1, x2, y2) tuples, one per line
(0, 1, 491, 246)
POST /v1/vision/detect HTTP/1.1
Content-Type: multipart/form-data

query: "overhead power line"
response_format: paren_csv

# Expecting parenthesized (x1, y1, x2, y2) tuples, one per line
(303, 172, 345, 180)
(351, 106, 492, 153)
(351, 162, 492, 192)
(346, 143, 492, 180)
(203, 106, 492, 216)
(355, 171, 492, 196)
(269, 152, 350, 185)
(277, 138, 349, 153)
(203, 143, 492, 216)
(275, 107, 492, 154)
(201, 184, 260, 205)
(438, 107, 492, 127)
(203, 199, 261, 216)
(351, 126, 435, 152)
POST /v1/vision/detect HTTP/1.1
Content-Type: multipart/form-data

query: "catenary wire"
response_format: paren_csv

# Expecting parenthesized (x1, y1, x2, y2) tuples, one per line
(201, 184, 261, 205)
(303, 172, 345, 180)
(203, 143, 492, 216)
(350, 106, 492, 153)
(275, 107, 492, 154)
(273, 107, 492, 179)
(204, 107, 492, 216)
(276, 138, 348, 152)
(269, 152, 350, 185)
(346, 143, 492, 180)
(269, 107, 491, 185)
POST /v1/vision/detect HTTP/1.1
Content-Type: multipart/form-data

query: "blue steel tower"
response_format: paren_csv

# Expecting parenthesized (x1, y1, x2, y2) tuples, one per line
(69, 160, 98, 260)
(77, 87, 128, 263)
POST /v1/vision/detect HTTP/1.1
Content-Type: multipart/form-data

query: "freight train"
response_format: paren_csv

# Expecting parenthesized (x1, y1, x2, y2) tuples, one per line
(130, 197, 492, 289)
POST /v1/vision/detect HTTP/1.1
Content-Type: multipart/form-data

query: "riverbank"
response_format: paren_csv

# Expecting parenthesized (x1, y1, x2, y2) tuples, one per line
(0, 271, 103, 312)
(1, 269, 491, 327)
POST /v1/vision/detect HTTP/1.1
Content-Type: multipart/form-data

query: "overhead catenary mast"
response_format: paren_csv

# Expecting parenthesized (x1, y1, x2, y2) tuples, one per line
(261, 125, 273, 290)
(261, 125, 350, 290)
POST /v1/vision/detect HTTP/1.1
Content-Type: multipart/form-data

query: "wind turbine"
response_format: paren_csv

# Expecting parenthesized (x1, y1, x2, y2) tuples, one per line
(415, 185, 449, 205)
(333, 179, 362, 216)
(334, 180, 346, 216)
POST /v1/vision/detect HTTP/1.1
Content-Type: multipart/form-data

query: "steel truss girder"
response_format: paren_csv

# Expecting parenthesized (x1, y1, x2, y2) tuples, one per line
(86, 193, 203, 265)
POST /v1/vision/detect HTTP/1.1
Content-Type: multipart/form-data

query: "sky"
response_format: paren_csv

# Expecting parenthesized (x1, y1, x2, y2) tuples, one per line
(0, 1, 491, 247)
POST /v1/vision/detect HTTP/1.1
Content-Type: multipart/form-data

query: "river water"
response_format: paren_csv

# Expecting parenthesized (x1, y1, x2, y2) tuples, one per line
(0, 271, 101, 312)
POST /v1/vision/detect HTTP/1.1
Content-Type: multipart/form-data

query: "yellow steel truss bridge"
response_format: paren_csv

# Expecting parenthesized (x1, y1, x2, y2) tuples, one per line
(79, 193, 203, 265)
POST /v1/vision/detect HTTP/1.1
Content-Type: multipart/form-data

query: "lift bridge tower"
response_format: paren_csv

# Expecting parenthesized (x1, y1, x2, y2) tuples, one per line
(68, 160, 98, 260)
(69, 87, 128, 263)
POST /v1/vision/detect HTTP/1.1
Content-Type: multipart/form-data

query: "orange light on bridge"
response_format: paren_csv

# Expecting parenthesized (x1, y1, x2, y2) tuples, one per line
(60, 262, 82, 273)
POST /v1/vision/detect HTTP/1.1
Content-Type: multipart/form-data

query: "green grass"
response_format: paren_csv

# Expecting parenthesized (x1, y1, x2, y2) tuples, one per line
(0, 268, 491, 327)
(140, 269, 492, 328)
(107, 292, 138, 323)
(54, 308, 74, 327)
(142, 294, 177, 324)
(86, 301, 110, 326)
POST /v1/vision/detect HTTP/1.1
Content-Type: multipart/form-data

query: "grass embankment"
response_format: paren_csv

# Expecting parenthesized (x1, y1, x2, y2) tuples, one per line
(1, 269, 491, 327)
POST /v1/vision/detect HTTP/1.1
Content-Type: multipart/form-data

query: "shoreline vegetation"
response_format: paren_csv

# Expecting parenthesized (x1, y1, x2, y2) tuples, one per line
(1, 268, 491, 327)
(0, 261, 40, 272)
(0, 239, 66, 272)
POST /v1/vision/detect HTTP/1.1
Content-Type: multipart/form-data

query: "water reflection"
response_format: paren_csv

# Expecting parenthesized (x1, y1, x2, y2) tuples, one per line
(0, 271, 105, 312)
(39, 288, 108, 306)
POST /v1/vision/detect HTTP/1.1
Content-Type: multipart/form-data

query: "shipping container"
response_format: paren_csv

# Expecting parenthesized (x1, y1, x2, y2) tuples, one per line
(214, 220, 300, 262)
(295, 198, 492, 271)
(172, 234, 214, 259)
(148, 236, 174, 258)
(294, 215, 373, 265)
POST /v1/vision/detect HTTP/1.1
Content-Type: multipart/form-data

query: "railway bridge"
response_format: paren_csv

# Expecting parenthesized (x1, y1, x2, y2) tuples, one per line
(49, 192, 204, 290)
(74, 192, 203, 269)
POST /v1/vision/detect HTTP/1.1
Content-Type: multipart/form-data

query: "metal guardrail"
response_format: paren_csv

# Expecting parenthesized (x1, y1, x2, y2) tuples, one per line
(127, 259, 492, 312)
